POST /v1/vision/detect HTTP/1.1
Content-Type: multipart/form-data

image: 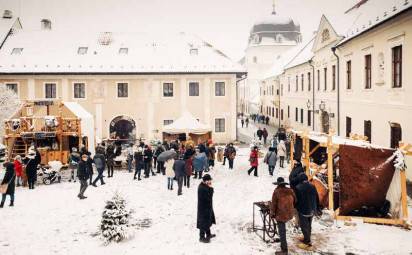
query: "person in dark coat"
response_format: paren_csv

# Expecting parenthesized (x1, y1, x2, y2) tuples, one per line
(77, 154, 89, 199)
(289, 161, 304, 191)
(79, 148, 93, 185)
(262, 128, 269, 145)
(173, 158, 186, 196)
(264, 147, 277, 176)
(106, 144, 115, 178)
(222, 144, 229, 166)
(183, 146, 195, 188)
(0, 160, 16, 208)
(270, 177, 296, 254)
(295, 173, 320, 249)
(256, 128, 263, 141)
(241, 118, 244, 128)
(226, 143, 236, 170)
(197, 174, 216, 243)
(24, 150, 38, 190)
(154, 143, 165, 174)
(92, 149, 106, 187)
(133, 147, 144, 180)
(245, 117, 249, 127)
(143, 145, 155, 178)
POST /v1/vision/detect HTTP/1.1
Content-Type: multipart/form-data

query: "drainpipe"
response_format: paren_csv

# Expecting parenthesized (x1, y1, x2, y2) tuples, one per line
(309, 59, 315, 131)
(236, 74, 247, 141)
(332, 46, 340, 136)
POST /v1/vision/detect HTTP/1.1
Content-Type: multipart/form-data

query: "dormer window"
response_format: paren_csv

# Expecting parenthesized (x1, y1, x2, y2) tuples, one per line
(119, 48, 128, 55)
(77, 47, 88, 55)
(11, 48, 23, 55)
(190, 48, 198, 55)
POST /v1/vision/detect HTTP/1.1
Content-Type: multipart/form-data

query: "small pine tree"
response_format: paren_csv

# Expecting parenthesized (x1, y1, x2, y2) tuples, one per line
(100, 192, 133, 244)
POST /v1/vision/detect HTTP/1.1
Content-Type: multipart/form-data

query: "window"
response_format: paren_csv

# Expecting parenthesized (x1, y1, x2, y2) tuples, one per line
(332, 65, 336, 91)
(364, 120, 372, 142)
(77, 47, 88, 55)
(300, 109, 304, 124)
(215, 82, 225, 96)
(324, 67, 327, 91)
(253, 56, 257, 63)
(365, 54, 372, 89)
(45, 83, 56, 98)
(308, 72, 311, 91)
(301, 74, 304, 91)
(346, 117, 352, 138)
(392, 45, 402, 88)
(163, 82, 174, 97)
(288, 77, 290, 92)
(295, 75, 298, 92)
(287, 106, 290, 118)
(281, 84, 283, 96)
(295, 107, 298, 122)
(317, 70, 320, 91)
(390, 123, 402, 148)
(117, 83, 128, 98)
(6, 83, 18, 94)
(346, 61, 352, 89)
(119, 48, 128, 55)
(281, 109, 284, 121)
(163, 120, 173, 126)
(190, 48, 198, 55)
(11, 48, 23, 55)
(307, 110, 312, 126)
(73, 83, 86, 98)
(276, 108, 279, 118)
(215, 118, 225, 133)
(189, 82, 199, 96)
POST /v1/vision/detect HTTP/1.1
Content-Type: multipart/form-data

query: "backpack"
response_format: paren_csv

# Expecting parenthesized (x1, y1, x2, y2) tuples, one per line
(94, 157, 104, 169)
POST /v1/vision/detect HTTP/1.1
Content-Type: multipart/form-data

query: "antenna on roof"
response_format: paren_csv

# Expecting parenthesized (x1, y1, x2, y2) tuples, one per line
(272, 0, 276, 14)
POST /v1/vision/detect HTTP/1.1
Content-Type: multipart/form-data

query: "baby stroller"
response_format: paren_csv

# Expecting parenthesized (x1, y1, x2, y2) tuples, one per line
(37, 161, 62, 185)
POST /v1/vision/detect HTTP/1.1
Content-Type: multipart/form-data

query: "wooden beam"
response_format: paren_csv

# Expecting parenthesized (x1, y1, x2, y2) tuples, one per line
(327, 132, 334, 211)
(309, 144, 320, 157)
(400, 170, 409, 220)
(336, 215, 406, 226)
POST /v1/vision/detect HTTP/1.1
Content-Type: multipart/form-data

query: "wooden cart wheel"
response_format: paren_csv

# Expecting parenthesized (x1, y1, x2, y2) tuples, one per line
(264, 213, 277, 238)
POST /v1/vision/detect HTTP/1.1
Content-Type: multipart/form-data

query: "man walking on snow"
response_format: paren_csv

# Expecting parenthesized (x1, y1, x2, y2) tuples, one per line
(197, 174, 216, 243)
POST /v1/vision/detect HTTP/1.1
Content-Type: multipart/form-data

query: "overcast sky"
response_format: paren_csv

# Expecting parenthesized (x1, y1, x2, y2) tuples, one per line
(1, 0, 357, 60)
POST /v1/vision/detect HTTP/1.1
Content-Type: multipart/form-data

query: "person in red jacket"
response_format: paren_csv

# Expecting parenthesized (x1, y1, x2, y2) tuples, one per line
(13, 155, 23, 187)
(247, 146, 259, 177)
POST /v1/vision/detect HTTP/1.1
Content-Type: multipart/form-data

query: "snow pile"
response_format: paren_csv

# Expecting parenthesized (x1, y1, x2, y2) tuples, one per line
(100, 192, 134, 244)
(393, 149, 406, 172)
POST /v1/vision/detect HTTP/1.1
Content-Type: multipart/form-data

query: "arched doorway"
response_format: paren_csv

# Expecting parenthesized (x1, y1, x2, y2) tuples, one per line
(109, 115, 136, 141)
(321, 111, 330, 133)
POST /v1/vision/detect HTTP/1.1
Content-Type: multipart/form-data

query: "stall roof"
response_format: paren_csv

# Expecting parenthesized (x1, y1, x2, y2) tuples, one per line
(163, 112, 211, 135)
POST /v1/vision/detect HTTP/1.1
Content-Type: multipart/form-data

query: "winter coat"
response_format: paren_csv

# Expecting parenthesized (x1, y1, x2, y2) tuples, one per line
(185, 158, 193, 176)
(289, 165, 304, 190)
(271, 186, 296, 222)
(165, 159, 175, 178)
(154, 146, 165, 158)
(77, 160, 89, 181)
(173, 159, 186, 178)
(93, 153, 106, 170)
(86, 155, 94, 175)
(262, 129, 268, 138)
(193, 152, 208, 172)
(106, 145, 115, 166)
(249, 150, 259, 167)
(264, 151, 277, 167)
(134, 151, 144, 170)
(257, 129, 263, 138)
(143, 148, 153, 163)
(208, 146, 216, 160)
(295, 174, 320, 217)
(24, 157, 38, 180)
(277, 141, 287, 157)
(197, 182, 216, 230)
(184, 148, 195, 160)
(69, 151, 81, 169)
(13, 159, 23, 177)
(227, 146, 236, 160)
(1, 162, 16, 195)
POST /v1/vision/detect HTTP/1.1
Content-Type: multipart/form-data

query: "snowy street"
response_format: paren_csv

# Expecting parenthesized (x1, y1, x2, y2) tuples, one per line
(1, 146, 412, 255)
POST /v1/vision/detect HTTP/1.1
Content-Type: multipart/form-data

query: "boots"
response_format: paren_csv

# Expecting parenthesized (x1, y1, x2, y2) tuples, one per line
(0, 202, 4, 208)
(9, 200, 14, 207)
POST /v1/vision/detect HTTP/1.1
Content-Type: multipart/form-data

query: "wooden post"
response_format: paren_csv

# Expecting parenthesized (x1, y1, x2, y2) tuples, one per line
(327, 132, 334, 211)
(290, 133, 294, 171)
(304, 134, 310, 177)
(400, 170, 408, 221)
(58, 103, 63, 162)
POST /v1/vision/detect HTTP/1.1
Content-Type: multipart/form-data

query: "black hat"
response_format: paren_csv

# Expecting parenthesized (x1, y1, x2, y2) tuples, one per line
(202, 174, 212, 182)
(273, 177, 288, 186)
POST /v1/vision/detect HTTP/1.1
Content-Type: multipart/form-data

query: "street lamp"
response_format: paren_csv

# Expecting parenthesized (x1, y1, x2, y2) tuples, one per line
(306, 99, 311, 110)
(319, 101, 326, 111)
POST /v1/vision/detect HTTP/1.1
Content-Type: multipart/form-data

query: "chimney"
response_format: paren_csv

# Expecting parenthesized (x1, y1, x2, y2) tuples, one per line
(3, 10, 12, 19)
(41, 19, 52, 30)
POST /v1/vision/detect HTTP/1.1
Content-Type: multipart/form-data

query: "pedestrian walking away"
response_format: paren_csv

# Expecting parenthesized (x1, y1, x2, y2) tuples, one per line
(23, 148, 39, 190)
(165, 158, 175, 190)
(270, 177, 296, 254)
(0, 159, 16, 208)
(227, 143, 236, 170)
(262, 128, 269, 145)
(68, 147, 80, 182)
(247, 146, 259, 177)
(134, 147, 145, 181)
(106, 144, 115, 178)
(92, 147, 106, 187)
(77, 154, 89, 199)
(264, 147, 277, 176)
(257, 128, 263, 141)
(245, 117, 249, 127)
(241, 118, 244, 128)
(173, 157, 186, 196)
(197, 174, 216, 243)
(277, 140, 287, 168)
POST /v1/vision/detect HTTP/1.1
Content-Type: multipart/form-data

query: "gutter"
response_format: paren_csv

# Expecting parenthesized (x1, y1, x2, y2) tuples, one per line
(332, 46, 340, 136)
(0, 71, 248, 76)
(309, 58, 315, 131)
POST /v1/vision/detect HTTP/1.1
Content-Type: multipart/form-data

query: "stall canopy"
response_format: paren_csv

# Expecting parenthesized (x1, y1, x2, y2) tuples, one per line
(64, 102, 95, 155)
(163, 112, 211, 135)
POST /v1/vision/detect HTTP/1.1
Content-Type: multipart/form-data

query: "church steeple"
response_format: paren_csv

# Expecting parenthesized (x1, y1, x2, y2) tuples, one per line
(272, 0, 276, 14)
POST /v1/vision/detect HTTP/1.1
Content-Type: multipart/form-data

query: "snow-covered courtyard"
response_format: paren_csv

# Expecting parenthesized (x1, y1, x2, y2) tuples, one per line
(1, 146, 412, 255)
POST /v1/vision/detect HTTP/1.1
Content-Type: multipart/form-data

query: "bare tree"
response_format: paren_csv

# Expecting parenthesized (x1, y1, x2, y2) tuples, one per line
(0, 85, 21, 137)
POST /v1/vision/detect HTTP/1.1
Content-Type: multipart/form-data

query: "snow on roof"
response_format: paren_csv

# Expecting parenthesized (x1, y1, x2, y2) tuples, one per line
(0, 30, 245, 74)
(338, 0, 412, 46)
(162, 111, 211, 135)
(0, 16, 17, 46)
(283, 36, 316, 69)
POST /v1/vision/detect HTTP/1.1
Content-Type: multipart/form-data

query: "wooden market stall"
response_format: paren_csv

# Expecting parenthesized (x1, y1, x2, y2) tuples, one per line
(162, 111, 212, 145)
(289, 129, 410, 227)
(3, 100, 95, 165)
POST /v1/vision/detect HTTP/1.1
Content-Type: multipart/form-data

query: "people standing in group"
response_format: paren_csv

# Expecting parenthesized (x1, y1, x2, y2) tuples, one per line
(262, 128, 269, 145)
(106, 144, 115, 178)
(133, 147, 144, 181)
(173, 157, 186, 196)
(193, 148, 207, 179)
(92, 147, 106, 187)
(241, 118, 245, 128)
(270, 177, 296, 254)
(143, 145, 155, 178)
(0, 158, 16, 208)
(127, 143, 134, 173)
(165, 158, 175, 190)
(154, 143, 165, 174)
(257, 128, 263, 141)
(294, 173, 321, 250)
(247, 146, 259, 177)
(77, 153, 89, 199)
(245, 117, 249, 128)
(197, 174, 216, 243)
(264, 147, 277, 176)
(13, 155, 23, 187)
(68, 147, 80, 182)
(277, 140, 287, 168)
(226, 143, 236, 170)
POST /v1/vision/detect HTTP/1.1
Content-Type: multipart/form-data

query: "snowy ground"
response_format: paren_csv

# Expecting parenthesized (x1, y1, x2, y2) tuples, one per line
(1, 146, 412, 255)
